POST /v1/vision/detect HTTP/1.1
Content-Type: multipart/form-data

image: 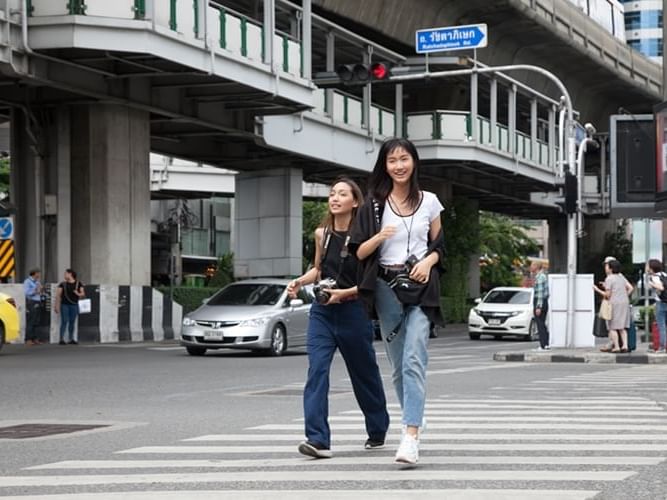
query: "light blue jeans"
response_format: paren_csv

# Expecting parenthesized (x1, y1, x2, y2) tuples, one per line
(656, 300, 667, 350)
(374, 278, 430, 427)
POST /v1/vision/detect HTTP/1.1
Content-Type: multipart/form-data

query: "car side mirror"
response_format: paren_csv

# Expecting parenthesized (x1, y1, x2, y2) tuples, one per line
(474, 298, 482, 304)
(290, 299, 304, 308)
(202, 298, 210, 305)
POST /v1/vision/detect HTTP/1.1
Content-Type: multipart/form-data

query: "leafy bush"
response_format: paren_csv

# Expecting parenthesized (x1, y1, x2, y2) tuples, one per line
(157, 286, 218, 314)
(208, 252, 234, 289)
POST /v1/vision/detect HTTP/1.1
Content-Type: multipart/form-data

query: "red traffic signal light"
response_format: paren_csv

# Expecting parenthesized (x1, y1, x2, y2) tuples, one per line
(335, 62, 392, 83)
(370, 62, 389, 80)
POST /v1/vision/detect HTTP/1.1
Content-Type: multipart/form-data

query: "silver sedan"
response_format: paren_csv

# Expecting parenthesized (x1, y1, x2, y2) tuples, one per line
(180, 279, 312, 356)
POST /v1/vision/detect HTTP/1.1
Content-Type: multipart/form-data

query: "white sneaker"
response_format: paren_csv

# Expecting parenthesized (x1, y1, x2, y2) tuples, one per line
(544, 346, 551, 351)
(395, 433, 419, 464)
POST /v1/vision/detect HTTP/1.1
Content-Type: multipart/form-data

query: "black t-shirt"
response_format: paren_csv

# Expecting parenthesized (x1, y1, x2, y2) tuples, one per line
(320, 229, 358, 289)
(59, 281, 84, 305)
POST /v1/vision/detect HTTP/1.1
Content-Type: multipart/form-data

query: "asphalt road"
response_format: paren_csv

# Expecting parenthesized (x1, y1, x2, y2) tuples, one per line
(1, 326, 667, 499)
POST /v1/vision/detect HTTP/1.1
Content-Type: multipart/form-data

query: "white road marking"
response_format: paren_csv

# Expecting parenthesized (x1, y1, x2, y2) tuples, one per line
(26, 455, 663, 470)
(0, 470, 634, 487)
(0, 489, 600, 500)
(250, 422, 667, 431)
(116, 443, 667, 453)
(324, 416, 665, 423)
(181, 432, 667, 442)
(340, 409, 664, 416)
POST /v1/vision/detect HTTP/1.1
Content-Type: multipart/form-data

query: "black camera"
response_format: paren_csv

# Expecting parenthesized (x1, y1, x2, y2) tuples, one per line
(405, 254, 419, 273)
(313, 278, 337, 304)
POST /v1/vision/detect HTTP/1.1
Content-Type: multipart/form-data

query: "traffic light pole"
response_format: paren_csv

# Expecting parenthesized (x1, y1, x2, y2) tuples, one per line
(390, 63, 579, 347)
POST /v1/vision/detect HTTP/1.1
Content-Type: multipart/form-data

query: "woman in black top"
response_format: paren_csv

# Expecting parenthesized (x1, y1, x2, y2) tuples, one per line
(288, 177, 389, 459)
(55, 268, 85, 345)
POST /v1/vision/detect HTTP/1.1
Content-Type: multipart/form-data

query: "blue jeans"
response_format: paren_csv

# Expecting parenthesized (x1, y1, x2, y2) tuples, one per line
(60, 303, 79, 342)
(303, 300, 389, 449)
(374, 278, 430, 427)
(656, 301, 667, 350)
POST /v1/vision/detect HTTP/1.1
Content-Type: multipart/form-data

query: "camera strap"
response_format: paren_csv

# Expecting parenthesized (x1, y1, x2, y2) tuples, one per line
(320, 226, 350, 283)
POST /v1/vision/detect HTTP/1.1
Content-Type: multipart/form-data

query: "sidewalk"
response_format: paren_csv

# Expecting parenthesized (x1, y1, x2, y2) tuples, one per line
(494, 345, 667, 364)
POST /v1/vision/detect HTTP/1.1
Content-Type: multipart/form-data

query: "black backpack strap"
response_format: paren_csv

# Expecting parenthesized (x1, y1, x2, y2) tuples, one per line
(371, 198, 383, 232)
(319, 226, 331, 266)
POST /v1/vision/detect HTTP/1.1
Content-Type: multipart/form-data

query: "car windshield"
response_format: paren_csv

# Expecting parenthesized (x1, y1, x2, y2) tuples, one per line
(484, 290, 531, 304)
(208, 283, 285, 306)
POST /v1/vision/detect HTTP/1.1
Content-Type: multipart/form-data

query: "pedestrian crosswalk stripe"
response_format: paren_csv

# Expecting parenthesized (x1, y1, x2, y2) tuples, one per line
(424, 398, 658, 404)
(341, 409, 664, 415)
(249, 423, 667, 431)
(181, 432, 667, 442)
(26, 455, 663, 470)
(0, 470, 635, 487)
(324, 416, 665, 423)
(116, 443, 667, 453)
(0, 489, 601, 500)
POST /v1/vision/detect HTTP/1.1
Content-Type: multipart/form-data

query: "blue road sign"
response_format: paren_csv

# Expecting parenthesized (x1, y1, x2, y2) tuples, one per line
(416, 24, 488, 54)
(0, 217, 13, 240)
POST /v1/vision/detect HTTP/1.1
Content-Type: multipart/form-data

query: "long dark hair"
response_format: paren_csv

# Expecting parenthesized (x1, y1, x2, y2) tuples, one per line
(368, 137, 421, 209)
(320, 176, 364, 231)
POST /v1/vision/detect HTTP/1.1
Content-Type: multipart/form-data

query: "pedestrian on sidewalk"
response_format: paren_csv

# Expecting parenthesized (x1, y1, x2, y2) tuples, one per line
(594, 259, 633, 353)
(23, 268, 43, 345)
(352, 138, 445, 465)
(55, 269, 85, 345)
(289, 177, 389, 460)
(647, 258, 667, 353)
(531, 260, 550, 351)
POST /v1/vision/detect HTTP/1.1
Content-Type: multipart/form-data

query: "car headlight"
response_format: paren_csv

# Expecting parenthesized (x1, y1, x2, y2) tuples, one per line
(182, 317, 196, 326)
(471, 308, 481, 316)
(509, 311, 525, 317)
(239, 317, 270, 328)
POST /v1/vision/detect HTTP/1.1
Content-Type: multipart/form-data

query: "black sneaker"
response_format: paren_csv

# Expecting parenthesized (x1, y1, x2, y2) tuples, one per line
(364, 438, 385, 450)
(298, 440, 332, 459)
(59, 340, 66, 345)
(68, 340, 78, 345)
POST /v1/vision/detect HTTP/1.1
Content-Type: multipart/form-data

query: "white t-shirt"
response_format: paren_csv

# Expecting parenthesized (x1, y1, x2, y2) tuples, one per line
(379, 191, 444, 266)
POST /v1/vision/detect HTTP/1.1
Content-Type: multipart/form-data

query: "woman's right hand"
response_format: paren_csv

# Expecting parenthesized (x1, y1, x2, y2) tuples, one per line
(286, 279, 301, 299)
(376, 225, 397, 242)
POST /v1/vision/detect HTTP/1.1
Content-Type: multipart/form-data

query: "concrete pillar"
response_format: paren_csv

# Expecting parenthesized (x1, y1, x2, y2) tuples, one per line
(70, 104, 151, 286)
(10, 109, 42, 281)
(234, 168, 302, 278)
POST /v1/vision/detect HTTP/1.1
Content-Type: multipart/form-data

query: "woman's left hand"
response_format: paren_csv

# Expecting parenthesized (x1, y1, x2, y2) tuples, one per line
(409, 260, 432, 284)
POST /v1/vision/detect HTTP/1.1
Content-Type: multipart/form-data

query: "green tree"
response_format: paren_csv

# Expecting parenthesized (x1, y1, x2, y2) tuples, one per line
(208, 252, 234, 289)
(479, 212, 539, 291)
(441, 198, 481, 322)
(302, 200, 328, 272)
(582, 220, 633, 283)
(0, 157, 10, 197)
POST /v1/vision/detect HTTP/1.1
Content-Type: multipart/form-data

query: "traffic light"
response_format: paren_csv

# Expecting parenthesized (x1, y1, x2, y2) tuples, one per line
(335, 62, 392, 84)
(564, 171, 577, 214)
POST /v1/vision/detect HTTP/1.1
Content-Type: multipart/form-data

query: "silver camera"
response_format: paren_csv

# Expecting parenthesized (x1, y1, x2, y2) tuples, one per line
(313, 278, 337, 304)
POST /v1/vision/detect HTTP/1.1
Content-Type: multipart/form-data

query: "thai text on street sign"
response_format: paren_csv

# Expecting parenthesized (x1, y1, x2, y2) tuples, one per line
(416, 24, 488, 53)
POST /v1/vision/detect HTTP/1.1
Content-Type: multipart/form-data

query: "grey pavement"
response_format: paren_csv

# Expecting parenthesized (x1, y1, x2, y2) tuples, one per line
(0, 326, 666, 499)
(493, 329, 666, 364)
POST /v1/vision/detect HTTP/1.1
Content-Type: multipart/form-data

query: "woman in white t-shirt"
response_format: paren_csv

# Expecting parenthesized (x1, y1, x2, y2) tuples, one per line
(352, 138, 445, 466)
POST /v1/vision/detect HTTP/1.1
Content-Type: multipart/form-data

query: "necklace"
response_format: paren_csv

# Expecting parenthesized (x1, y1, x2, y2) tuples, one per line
(388, 195, 415, 258)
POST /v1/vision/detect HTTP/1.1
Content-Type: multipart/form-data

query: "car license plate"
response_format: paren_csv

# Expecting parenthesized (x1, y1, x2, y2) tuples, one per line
(488, 319, 501, 325)
(204, 330, 224, 341)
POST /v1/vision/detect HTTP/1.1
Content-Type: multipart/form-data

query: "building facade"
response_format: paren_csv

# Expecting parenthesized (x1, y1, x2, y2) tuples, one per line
(623, 0, 663, 62)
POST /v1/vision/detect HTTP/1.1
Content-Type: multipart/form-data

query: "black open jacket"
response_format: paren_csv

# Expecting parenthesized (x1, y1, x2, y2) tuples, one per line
(349, 196, 445, 326)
